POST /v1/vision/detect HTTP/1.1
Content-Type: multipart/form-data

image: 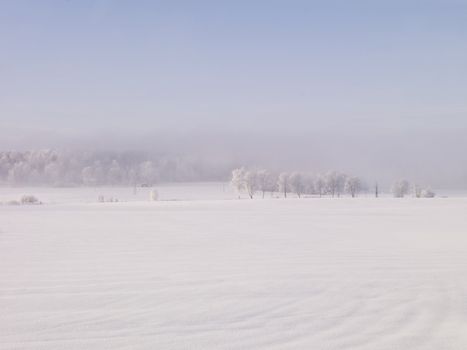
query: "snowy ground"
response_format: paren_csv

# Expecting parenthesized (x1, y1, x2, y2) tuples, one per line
(1, 185, 467, 349)
(0, 182, 235, 204)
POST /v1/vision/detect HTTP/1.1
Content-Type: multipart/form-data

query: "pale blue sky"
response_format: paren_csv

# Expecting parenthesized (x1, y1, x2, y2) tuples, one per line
(1, 0, 467, 137)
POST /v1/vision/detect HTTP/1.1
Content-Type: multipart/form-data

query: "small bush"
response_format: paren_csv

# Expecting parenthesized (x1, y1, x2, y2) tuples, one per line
(20, 195, 40, 205)
(150, 189, 158, 201)
(421, 189, 435, 198)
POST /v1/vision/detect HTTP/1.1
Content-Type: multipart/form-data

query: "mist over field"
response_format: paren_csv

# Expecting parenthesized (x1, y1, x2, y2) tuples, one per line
(1, 127, 466, 189)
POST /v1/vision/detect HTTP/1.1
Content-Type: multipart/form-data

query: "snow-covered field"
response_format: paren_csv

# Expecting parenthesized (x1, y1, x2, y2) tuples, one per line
(0, 182, 235, 204)
(1, 185, 467, 349)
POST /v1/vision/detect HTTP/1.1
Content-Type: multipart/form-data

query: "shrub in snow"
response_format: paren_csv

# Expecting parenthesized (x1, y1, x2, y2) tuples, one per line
(413, 185, 422, 198)
(150, 189, 159, 201)
(392, 180, 410, 198)
(421, 188, 435, 198)
(20, 195, 40, 205)
(412, 185, 435, 198)
(7, 200, 21, 206)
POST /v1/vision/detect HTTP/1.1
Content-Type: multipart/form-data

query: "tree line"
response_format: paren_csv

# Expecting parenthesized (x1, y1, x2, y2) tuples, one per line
(0, 150, 231, 186)
(231, 168, 436, 199)
(0, 150, 437, 198)
(231, 168, 365, 198)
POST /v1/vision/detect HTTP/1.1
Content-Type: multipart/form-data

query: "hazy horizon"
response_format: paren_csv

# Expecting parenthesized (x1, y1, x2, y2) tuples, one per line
(1, 0, 466, 187)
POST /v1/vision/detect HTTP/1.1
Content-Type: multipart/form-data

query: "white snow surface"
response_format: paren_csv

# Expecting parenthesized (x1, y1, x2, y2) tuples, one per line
(1, 185, 467, 349)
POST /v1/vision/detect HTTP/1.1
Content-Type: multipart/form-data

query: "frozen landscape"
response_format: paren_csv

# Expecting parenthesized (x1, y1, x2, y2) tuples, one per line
(2, 1, 467, 349)
(2, 184, 467, 349)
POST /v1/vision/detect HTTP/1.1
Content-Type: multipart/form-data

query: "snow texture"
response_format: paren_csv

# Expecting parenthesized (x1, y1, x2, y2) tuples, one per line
(1, 185, 467, 349)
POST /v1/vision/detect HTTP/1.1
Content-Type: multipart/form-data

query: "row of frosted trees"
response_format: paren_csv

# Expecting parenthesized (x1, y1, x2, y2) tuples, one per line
(231, 168, 436, 199)
(231, 168, 365, 199)
(0, 150, 230, 186)
(390, 180, 435, 198)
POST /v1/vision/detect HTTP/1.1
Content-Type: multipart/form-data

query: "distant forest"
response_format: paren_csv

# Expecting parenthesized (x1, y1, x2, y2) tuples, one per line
(0, 150, 234, 186)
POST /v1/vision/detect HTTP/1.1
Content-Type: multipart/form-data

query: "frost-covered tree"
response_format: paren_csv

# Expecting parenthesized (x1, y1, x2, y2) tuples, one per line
(107, 160, 123, 185)
(231, 167, 246, 196)
(0, 154, 10, 183)
(0, 149, 240, 186)
(314, 174, 325, 197)
(336, 173, 347, 197)
(128, 168, 139, 188)
(325, 171, 347, 197)
(345, 176, 362, 198)
(256, 169, 276, 198)
(230, 168, 261, 199)
(43, 161, 62, 186)
(244, 170, 259, 199)
(8, 162, 31, 185)
(289, 172, 305, 198)
(81, 166, 97, 186)
(277, 172, 289, 198)
(392, 180, 410, 198)
(303, 174, 315, 196)
(139, 161, 159, 185)
(93, 161, 105, 185)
